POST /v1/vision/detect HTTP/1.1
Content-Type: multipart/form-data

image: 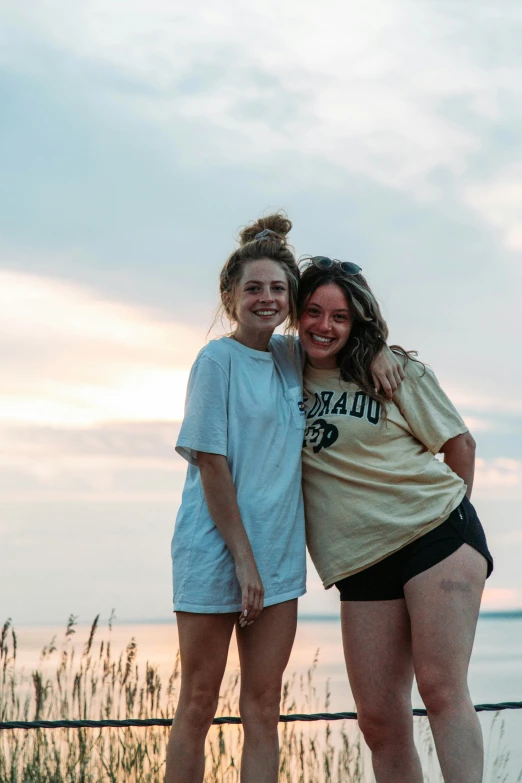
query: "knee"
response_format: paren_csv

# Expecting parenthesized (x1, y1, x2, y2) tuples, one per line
(240, 684, 282, 734)
(177, 684, 219, 733)
(357, 707, 411, 752)
(416, 666, 463, 716)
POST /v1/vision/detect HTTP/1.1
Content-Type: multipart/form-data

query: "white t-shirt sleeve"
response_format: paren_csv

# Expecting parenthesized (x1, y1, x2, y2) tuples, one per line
(176, 355, 229, 466)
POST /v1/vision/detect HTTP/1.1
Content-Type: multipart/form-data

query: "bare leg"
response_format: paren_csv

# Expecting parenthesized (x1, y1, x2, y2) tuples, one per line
(405, 543, 487, 783)
(236, 599, 298, 783)
(165, 612, 236, 783)
(340, 599, 424, 783)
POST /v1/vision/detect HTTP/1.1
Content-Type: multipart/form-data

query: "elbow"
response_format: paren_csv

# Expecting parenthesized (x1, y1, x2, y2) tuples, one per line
(440, 431, 476, 455)
(461, 431, 476, 452)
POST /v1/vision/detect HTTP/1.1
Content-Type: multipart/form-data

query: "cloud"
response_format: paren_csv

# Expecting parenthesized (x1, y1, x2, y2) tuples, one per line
(474, 458, 522, 498)
(463, 163, 522, 253)
(0, 419, 185, 499)
(1, 0, 522, 622)
(4, 0, 522, 198)
(0, 270, 203, 426)
(0, 421, 186, 502)
(462, 416, 494, 433)
(447, 389, 522, 416)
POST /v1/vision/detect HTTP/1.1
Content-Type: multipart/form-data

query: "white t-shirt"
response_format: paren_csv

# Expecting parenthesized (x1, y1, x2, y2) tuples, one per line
(172, 335, 307, 613)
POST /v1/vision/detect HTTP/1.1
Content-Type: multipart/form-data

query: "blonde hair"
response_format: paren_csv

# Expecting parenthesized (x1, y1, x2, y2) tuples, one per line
(218, 212, 300, 330)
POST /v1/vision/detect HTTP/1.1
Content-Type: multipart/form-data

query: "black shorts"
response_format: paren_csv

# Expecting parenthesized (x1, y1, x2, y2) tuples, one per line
(335, 496, 494, 601)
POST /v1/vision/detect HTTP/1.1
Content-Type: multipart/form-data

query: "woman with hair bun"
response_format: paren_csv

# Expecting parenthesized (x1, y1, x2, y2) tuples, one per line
(297, 258, 493, 783)
(166, 216, 402, 783)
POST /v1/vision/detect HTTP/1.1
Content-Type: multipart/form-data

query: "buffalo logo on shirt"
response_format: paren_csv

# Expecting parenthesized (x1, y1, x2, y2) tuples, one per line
(303, 390, 381, 453)
(303, 418, 339, 453)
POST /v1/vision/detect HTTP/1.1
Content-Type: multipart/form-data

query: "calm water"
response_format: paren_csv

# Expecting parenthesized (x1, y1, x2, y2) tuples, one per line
(11, 615, 522, 780)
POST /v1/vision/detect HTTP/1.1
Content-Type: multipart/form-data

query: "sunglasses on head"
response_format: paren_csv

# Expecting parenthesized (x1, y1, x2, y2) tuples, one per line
(307, 256, 362, 275)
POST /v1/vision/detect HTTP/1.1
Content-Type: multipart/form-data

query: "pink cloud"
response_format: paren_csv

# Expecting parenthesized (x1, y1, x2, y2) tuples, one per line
(481, 587, 522, 611)
(0, 271, 203, 425)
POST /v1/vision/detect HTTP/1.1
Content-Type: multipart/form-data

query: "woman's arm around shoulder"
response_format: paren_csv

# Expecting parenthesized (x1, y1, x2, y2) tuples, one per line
(370, 346, 406, 399)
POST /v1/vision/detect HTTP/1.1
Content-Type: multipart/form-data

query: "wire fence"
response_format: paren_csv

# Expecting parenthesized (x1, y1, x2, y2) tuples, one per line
(1, 700, 521, 730)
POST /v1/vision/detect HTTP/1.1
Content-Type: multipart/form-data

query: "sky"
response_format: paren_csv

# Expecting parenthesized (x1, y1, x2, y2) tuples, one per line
(1, 0, 521, 624)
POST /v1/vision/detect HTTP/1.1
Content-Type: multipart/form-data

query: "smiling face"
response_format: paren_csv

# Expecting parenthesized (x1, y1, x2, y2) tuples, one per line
(298, 283, 353, 369)
(231, 259, 290, 346)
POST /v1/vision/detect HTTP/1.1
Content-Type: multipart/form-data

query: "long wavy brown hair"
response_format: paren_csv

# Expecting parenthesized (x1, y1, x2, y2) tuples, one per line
(297, 262, 415, 405)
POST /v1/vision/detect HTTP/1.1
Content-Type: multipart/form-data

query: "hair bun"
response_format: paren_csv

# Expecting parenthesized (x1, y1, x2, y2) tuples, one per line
(239, 212, 292, 246)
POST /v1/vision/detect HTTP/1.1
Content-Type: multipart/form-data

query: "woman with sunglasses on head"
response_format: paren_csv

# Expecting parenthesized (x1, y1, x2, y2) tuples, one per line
(166, 217, 402, 783)
(297, 257, 493, 783)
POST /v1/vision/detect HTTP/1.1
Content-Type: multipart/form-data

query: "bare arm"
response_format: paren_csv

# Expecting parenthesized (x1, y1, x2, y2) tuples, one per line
(198, 452, 264, 625)
(371, 346, 406, 400)
(439, 432, 476, 498)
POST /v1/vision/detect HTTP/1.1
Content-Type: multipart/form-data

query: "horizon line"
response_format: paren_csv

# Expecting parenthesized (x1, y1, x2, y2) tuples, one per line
(7, 609, 522, 628)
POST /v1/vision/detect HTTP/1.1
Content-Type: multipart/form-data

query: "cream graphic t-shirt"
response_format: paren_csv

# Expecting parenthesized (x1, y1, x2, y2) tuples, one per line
(302, 358, 469, 588)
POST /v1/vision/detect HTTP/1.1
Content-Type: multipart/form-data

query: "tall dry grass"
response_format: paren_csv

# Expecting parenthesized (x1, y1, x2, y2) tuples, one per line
(0, 615, 366, 783)
(0, 615, 519, 783)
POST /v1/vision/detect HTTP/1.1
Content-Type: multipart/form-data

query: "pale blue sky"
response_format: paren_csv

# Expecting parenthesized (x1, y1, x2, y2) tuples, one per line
(1, 0, 521, 622)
